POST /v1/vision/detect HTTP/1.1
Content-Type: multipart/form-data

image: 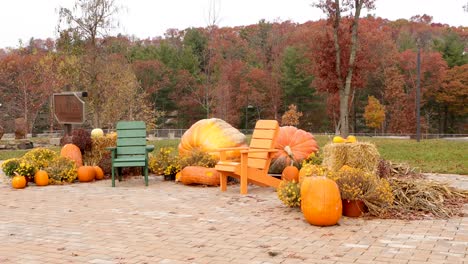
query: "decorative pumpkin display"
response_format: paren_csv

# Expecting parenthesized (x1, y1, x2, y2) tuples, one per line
(301, 176, 342, 226)
(77, 166, 96, 182)
(178, 118, 247, 160)
(282, 165, 299, 182)
(12, 174, 27, 189)
(93, 166, 104, 180)
(60, 144, 83, 167)
(332, 136, 346, 143)
(34, 170, 49, 186)
(179, 166, 220, 186)
(270, 126, 319, 173)
(346, 135, 357, 143)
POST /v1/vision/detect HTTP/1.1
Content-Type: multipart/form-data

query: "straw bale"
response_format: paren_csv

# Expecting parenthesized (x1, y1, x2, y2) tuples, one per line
(322, 142, 380, 173)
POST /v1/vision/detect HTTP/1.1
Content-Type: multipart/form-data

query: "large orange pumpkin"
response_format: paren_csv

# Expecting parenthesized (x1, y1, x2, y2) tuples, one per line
(12, 175, 27, 189)
(77, 166, 95, 182)
(34, 170, 49, 186)
(301, 176, 342, 226)
(282, 166, 299, 182)
(179, 166, 220, 186)
(60, 144, 83, 167)
(178, 118, 247, 160)
(93, 166, 104, 180)
(270, 126, 319, 173)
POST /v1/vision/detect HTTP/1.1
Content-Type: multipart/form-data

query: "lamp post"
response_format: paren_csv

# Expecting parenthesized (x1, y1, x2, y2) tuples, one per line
(245, 105, 254, 131)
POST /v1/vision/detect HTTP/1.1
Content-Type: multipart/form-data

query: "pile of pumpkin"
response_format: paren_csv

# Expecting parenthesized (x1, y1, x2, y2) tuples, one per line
(276, 135, 390, 226)
(172, 119, 321, 187)
(2, 128, 110, 189)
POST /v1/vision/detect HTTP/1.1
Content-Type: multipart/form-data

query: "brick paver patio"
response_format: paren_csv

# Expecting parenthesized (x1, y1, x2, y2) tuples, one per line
(1, 172, 467, 264)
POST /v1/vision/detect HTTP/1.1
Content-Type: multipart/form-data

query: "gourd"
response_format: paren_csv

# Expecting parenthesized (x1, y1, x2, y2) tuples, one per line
(77, 166, 96, 182)
(178, 118, 247, 160)
(93, 166, 104, 180)
(179, 166, 220, 186)
(301, 176, 342, 226)
(34, 170, 49, 186)
(60, 144, 83, 167)
(332, 136, 346, 143)
(281, 165, 299, 182)
(346, 135, 357, 143)
(91, 128, 104, 138)
(12, 174, 27, 189)
(270, 126, 319, 173)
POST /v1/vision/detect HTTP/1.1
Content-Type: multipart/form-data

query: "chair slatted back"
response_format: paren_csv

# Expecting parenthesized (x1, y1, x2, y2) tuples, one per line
(116, 121, 147, 159)
(247, 120, 279, 169)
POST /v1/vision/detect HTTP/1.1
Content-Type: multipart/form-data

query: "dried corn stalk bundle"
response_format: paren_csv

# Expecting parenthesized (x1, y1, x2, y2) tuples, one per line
(384, 178, 468, 219)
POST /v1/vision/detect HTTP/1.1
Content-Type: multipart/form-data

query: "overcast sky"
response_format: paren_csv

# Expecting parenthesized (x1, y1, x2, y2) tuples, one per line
(0, 0, 466, 49)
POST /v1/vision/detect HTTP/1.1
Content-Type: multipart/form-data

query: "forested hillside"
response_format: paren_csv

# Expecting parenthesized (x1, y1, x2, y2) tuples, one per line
(0, 9, 466, 134)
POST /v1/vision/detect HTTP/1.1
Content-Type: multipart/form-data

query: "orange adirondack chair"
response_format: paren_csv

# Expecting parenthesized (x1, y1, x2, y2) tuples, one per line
(214, 120, 281, 194)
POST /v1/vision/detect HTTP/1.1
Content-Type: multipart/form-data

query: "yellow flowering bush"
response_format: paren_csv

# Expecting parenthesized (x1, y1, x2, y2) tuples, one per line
(149, 147, 180, 176)
(329, 166, 393, 214)
(43, 156, 78, 184)
(299, 164, 332, 183)
(178, 149, 219, 169)
(277, 180, 301, 207)
(1, 158, 21, 177)
(22, 148, 58, 169)
(15, 161, 36, 181)
(302, 151, 323, 166)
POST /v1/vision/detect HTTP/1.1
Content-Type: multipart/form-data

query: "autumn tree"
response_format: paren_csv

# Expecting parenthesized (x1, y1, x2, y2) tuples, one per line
(363, 96, 385, 133)
(281, 104, 303, 126)
(314, 0, 376, 137)
(58, 0, 121, 127)
(436, 64, 468, 133)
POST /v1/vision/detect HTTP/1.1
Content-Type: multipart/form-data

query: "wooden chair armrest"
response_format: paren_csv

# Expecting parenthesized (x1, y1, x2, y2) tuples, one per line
(240, 149, 278, 154)
(106, 147, 116, 153)
(212, 146, 249, 152)
(146, 145, 155, 152)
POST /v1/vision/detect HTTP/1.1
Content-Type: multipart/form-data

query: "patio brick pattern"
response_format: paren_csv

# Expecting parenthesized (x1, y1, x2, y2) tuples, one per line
(0, 173, 467, 264)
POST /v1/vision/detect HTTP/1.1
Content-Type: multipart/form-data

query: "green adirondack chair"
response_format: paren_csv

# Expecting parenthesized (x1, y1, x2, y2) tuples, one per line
(107, 121, 154, 187)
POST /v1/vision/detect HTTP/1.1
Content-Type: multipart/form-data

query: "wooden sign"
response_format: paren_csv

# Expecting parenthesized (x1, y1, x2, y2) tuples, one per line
(53, 92, 85, 124)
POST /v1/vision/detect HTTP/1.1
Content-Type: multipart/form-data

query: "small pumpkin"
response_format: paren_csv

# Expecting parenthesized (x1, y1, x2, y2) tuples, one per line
(282, 166, 299, 182)
(34, 170, 49, 186)
(93, 166, 104, 180)
(178, 118, 247, 160)
(179, 166, 220, 186)
(12, 174, 27, 189)
(301, 176, 342, 226)
(77, 166, 96, 182)
(60, 144, 83, 167)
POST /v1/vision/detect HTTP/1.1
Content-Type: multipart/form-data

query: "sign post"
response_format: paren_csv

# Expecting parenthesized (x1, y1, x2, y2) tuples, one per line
(53, 92, 86, 136)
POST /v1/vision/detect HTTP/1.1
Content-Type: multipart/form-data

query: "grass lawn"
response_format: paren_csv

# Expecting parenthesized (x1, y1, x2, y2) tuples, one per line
(1, 136, 466, 175)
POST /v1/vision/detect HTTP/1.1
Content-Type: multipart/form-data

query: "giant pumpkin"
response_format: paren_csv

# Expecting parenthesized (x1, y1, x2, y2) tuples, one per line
(179, 166, 220, 186)
(178, 118, 247, 160)
(270, 126, 319, 173)
(301, 176, 342, 226)
(60, 144, 83, 167)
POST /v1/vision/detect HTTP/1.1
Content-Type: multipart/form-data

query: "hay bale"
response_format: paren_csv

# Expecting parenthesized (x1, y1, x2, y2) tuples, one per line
(322, 142, 380, 173)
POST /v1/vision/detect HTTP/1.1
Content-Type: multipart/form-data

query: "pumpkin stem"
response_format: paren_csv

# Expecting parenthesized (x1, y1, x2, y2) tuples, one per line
(284, 145, 295, 166)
